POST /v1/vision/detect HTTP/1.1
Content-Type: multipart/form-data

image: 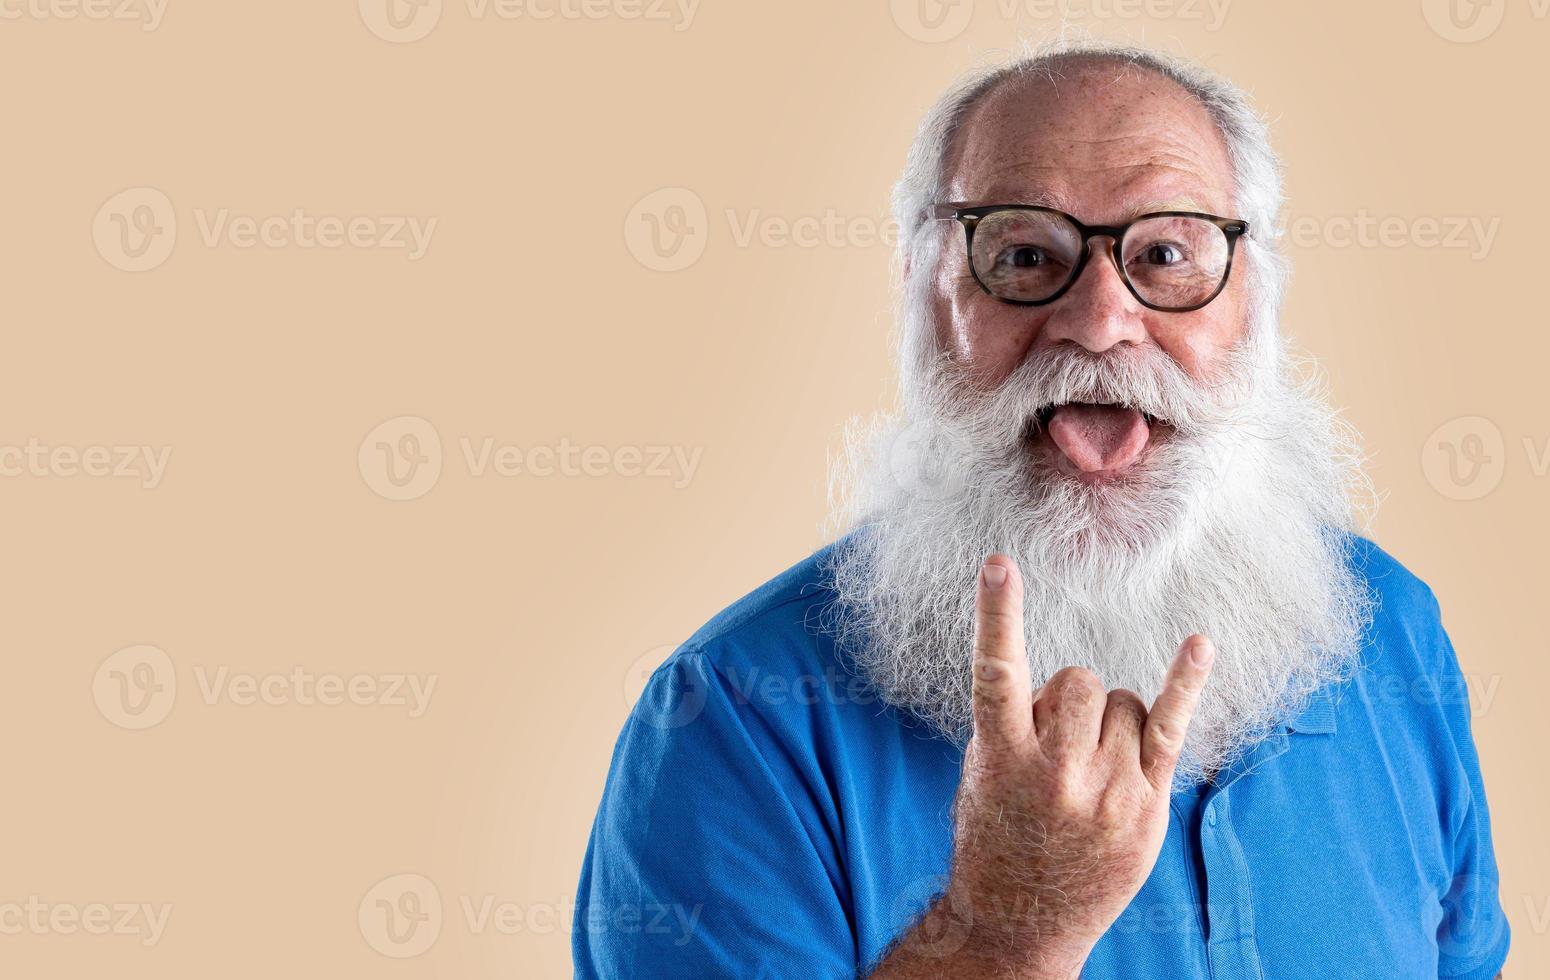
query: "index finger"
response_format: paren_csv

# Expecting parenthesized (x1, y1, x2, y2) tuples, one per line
(971, 554, 1033, 754)
(1140, 635, 1215, 788)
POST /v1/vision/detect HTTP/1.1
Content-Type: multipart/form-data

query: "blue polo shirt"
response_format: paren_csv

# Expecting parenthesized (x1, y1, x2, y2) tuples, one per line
(574, 535, 1509, 978)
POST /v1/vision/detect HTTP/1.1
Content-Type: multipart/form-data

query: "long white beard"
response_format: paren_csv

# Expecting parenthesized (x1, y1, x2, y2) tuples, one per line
(825, 316, 1375, 786)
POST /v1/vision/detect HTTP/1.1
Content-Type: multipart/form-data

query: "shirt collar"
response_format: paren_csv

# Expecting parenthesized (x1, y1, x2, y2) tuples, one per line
(1284, 687, 1339, 735)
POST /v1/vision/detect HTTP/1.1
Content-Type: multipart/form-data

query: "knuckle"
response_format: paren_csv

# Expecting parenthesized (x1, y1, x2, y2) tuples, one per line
(1145, 717, 1181, 750)
(973, 656, 1010, 686)
(1106, 688, 1146, 714)
(1049, 666, 1103, 698)
(1104, 690, 1148, 736)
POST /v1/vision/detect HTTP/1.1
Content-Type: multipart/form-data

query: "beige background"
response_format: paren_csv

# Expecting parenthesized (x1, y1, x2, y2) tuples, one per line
(0, 0, 1544, 975)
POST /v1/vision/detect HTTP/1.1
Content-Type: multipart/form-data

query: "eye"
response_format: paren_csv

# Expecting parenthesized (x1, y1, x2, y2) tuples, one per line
(996, 245, 1047, 268)
(1137, 242, 1187, 266)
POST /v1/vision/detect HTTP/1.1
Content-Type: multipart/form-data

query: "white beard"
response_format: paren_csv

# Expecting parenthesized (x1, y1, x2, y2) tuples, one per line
(825, 308, 1375, 786)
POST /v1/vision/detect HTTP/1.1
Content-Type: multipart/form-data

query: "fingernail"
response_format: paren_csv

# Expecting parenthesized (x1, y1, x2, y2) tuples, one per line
(981, 562, 1007, 590)
(1189, 638, 1215, 667)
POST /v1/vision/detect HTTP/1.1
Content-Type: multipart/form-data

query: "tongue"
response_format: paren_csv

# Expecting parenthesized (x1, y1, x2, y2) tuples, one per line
(1046, 404, 1151, 473)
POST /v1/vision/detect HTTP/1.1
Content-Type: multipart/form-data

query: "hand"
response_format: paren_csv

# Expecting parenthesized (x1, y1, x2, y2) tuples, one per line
(941, 554, 1214, 975)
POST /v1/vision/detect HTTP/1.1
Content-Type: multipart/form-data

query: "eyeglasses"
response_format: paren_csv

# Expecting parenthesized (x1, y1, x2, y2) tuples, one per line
(925, 204, 1249, 312)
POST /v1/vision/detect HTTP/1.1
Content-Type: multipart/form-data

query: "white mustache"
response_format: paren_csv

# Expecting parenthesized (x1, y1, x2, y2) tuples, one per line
(934, 339, 1260, 444)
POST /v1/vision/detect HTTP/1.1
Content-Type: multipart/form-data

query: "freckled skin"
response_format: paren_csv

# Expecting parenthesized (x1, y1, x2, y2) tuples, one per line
(923, 62, 1250, 388)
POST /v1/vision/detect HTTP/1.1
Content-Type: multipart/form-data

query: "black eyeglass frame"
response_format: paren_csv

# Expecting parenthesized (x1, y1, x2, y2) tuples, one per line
(925, 203, 1250, 313)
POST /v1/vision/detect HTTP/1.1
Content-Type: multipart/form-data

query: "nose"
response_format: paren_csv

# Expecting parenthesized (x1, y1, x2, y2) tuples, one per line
(1039, 239, 1148, 354)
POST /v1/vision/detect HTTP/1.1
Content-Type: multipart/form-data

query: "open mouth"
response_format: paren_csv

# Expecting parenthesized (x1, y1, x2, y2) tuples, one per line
(1030, 401, 1169, 481)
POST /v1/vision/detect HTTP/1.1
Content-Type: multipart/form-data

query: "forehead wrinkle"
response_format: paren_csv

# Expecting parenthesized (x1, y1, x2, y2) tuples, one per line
(953, 131, 1229, 195)
(978, 134, 1221, 173)
(963, 162, 1223, 219)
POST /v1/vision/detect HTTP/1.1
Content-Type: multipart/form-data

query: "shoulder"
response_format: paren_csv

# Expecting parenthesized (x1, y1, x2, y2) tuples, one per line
(621, 536, 861, 740)
(660, 536, 852, 684)
(1339, 533, 1465, 712)
(682, 540, 844, 652)
(1343, 531, 1444, 635)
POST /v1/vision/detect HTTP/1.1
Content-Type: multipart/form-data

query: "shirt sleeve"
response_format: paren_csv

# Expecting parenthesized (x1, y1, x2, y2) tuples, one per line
(1428, 590, 1511, 980)
(573, 649, 856, 979)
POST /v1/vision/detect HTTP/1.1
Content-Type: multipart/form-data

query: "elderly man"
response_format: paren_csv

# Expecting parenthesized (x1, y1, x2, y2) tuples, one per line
(575, 42, 1509, 979)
